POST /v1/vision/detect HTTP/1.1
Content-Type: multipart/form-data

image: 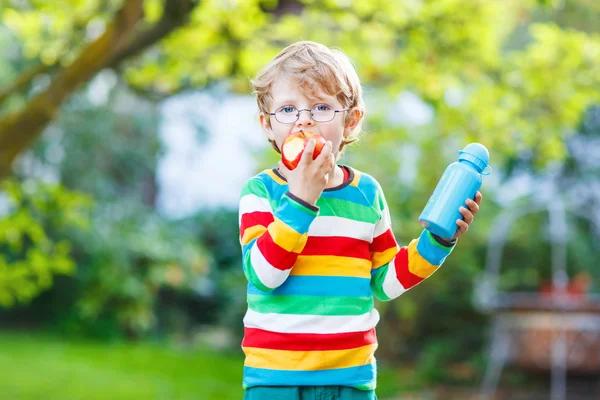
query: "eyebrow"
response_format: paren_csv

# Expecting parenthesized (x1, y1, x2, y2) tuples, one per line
(273, 97, 334, 108)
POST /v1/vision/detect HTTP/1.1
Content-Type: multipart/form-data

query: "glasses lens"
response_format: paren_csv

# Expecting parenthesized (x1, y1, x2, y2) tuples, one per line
(275, 106, 298, 124)
(311, 105, 335, 122)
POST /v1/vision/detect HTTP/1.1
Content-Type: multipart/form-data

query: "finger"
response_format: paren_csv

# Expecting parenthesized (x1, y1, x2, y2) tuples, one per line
(278, 161, 290, 178)
(315, 141, 333, 166)
(466, 198, 480, 215)
(459, 206, 474, 225)
(454, 219, 469, 238)
(475, 191, 483, 205)
(299, 139, 316, 166)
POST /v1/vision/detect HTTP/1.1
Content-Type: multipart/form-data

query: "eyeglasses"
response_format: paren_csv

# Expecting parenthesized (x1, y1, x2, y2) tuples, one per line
(269, 104, 350, 124)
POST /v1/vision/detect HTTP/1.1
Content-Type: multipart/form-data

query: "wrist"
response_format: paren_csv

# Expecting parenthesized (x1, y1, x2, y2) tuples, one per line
(288, 189, 317, 206)
(431, 233, 457, 247)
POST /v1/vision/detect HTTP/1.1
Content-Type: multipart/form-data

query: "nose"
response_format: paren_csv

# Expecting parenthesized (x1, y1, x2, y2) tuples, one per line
(295, 109, 314, 127)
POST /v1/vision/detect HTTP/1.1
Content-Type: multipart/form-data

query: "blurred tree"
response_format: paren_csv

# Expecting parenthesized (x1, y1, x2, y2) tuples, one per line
(18, 82, 213, 338)
(0, 0, 599, 178)
(0, 178, 91, 307)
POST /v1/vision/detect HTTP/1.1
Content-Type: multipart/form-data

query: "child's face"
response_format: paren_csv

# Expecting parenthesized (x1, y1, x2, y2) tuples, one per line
(259, 76, 361, 158)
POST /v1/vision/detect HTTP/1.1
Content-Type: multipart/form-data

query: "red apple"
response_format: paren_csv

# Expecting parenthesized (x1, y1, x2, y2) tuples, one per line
(281, 130, 327, 170)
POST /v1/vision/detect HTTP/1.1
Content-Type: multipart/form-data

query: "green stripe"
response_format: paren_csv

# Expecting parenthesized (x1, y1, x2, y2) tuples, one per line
(247, 294, 374, 316)
(243, 249, 273, 292)
(426, 230, 453, 251)
(370, 265, 391, 302)
(315, 197, 379, 223)
(354, 382, 376, 391)
(270, 196, 379, 224)
(240, 178, 269, 198)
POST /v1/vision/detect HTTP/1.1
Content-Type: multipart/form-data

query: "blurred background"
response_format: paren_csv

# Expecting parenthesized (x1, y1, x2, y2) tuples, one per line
(0, 0, 599, 399)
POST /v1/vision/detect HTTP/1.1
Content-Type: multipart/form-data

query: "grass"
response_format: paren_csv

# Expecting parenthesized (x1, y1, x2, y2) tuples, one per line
(0, 331, 245, 400)
(0, 331, 421, 400)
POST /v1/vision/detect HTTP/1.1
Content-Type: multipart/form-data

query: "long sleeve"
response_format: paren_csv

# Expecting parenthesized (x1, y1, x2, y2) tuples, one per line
(369, 186, 455, 301)
(239, 178, 319, 292)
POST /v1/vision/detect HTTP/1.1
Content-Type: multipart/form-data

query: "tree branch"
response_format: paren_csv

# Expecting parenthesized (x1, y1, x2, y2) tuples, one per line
(0, 63, 55, 109)
(0, 0, 199, 179)
(108, 0, 197, 68)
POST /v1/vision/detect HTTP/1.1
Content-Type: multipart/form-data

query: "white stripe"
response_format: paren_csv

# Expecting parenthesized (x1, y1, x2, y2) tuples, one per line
(382, 258, 407, 299)
(373, 206, 390, 237)
(249, 243, 291, 290)
(308, 216, 375, 242)
(239, 194, 272, 223)
(243, 308, 380, 334)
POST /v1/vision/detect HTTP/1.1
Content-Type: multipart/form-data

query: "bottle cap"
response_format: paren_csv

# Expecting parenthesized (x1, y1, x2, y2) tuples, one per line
(458, 143, 491, 175)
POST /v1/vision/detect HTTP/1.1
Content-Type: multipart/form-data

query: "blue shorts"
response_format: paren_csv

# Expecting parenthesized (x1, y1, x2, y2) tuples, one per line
(243, 386, 377, 400)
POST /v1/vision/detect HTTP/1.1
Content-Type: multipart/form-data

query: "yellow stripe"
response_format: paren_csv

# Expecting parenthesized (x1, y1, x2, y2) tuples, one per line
(265, 169, 287, 185)
(267, 218, 307, 252)
(290, 255, 371, 278)
(407, 239, 439, 278)
(371, 247, 398, 270)
(241, 225, 267, 246)
(243, 344, 376, 371)
(350, 170, 360, 187)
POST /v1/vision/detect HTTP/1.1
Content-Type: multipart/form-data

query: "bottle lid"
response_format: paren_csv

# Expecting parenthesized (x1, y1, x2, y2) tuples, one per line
(458, 143, 492, 175)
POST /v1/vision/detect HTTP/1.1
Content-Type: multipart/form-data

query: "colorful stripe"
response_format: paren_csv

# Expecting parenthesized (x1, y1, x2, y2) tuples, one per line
(302, 236, 371, 259)
(267, 217, 308, 252)
(247, 294, 373, 316)
(243, 309, 380, 334)
(290, 255, 372, 278)
(315, 196, 380, 224)
(242, 327, 377, 351)
(370, 228, 399, 269)
(243, 364, 376, 388)
(239, 167, 454, 390)
(307, 216, 375, 241)
(243, 344, 376, 370)
(247, 276, 371, 297)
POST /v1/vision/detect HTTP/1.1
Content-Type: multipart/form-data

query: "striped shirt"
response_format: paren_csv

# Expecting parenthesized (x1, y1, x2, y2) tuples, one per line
(238, 166, 454, 390)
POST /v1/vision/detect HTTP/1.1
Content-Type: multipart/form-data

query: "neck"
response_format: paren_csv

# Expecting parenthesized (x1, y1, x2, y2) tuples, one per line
(325, 165, 344, 188)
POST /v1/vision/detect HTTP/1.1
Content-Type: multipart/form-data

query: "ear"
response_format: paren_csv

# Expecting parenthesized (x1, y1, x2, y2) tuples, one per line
(259, 111, 275, 141)
(343, 107, 364, 137)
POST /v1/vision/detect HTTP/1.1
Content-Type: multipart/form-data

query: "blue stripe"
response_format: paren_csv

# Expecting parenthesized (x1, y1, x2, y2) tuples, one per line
(243, 363, 376, 387)
(320, 185, 373, 207)
(275, 194, 317, 234)
(416, 229, 453, 265)
(247, 276, 372, 297)
(241, 238, 257, 260)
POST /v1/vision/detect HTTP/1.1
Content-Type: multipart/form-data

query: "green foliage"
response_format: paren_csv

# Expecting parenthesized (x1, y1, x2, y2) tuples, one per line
(4, 0, 597, 165)
(0, 178, 92, 307)
(14, 82, 213, 338)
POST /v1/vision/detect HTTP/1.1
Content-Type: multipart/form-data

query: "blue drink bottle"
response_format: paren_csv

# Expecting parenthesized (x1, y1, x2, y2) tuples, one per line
(419, 143, 491, 239)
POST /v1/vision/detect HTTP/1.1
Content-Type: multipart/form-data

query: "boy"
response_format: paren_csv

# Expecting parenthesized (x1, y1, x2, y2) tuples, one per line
(239, 41, 482, 400)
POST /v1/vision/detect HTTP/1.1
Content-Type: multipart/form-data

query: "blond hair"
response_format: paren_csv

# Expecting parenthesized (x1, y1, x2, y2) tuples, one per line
(250, 41, 365, 153)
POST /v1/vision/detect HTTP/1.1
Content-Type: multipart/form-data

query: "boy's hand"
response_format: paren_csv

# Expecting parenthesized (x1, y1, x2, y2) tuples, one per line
(447, 191, 483, 241)
(278, 139, 335, 206)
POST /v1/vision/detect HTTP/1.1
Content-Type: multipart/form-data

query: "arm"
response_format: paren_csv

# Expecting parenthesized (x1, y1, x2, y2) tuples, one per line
(239, 178, 319, 292)
(369, 188, 455, 301)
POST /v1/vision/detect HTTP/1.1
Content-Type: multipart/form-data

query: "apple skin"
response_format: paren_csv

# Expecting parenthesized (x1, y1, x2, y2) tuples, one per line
(281, 130, 327, 170)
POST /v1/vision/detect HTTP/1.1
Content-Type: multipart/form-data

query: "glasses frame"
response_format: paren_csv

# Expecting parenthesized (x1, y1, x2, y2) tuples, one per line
(269, 105, 350, 124)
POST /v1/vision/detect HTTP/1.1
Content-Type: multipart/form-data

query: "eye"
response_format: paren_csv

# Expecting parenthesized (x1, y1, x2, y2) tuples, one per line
(315, 104, 332, 112)
(280, 106, 296, 114)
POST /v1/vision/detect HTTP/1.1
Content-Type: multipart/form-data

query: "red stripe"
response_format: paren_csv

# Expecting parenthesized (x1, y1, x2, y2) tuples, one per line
(302, 236, 370, 259)
(242, 327, 377, 351)
(240, 211, 274, 239)
(256, 231, 298, 271)
(370, 229, 397, 253)
(394, 247, 424, 289)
